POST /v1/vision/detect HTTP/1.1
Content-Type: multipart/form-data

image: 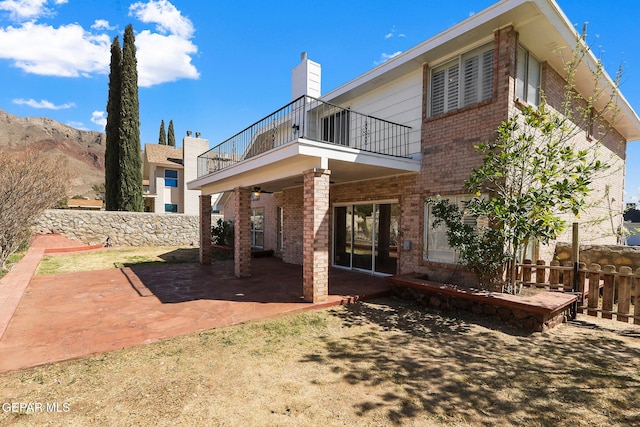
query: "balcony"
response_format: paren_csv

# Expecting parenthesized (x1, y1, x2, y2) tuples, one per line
(197, 95, 413, 178)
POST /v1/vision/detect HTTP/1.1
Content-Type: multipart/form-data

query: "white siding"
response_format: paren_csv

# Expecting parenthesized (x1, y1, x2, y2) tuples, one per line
(327, 68, 423, 157)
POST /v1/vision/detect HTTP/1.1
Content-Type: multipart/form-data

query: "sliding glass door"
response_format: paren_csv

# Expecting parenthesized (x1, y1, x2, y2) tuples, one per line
(333, 202, 398, 275)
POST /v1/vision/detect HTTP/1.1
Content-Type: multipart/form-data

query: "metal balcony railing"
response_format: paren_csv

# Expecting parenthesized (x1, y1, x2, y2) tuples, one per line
(197, 95, 412, 177)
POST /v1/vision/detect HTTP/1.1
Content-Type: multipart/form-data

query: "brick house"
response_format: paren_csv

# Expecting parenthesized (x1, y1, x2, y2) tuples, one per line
(188, 0, 640, 302)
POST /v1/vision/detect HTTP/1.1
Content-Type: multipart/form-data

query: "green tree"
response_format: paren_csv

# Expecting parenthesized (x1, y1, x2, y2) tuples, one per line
(168, 119, 176, 147)
(104, 35, 121, 211)
(158, 119, 166, 145)
(429, 39, 620, 293)
(117, 24, 143, 212)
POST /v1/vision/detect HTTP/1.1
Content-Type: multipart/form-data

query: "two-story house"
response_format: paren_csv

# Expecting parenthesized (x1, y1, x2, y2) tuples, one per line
(188, 0, 640, 302)
(143, 134, 210, 215)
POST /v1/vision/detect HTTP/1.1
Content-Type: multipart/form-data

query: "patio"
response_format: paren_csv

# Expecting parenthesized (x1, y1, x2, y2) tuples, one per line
(0, 241, 391, 373)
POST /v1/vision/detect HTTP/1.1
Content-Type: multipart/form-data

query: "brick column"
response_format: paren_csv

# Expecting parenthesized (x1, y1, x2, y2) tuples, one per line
(234, 187, 252, 277)
(199, 194, 212, 265)
(303, 168, 331, 302)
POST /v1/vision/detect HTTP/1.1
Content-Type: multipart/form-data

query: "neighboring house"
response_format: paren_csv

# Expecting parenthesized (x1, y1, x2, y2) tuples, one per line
(623, 209, 640, 246)
(143, 134, 210, 215)
(188, 0, 640, 302)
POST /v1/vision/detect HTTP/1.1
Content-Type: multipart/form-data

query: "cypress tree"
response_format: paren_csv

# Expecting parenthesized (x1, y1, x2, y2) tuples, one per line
(158, 119, 166, 145)
(167, 119, 176, 147)
(117, 24, 144, 212)
(105, 36, 122, 211)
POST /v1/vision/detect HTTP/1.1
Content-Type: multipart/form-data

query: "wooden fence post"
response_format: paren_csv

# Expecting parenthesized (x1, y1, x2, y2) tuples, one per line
(635, 268, 640, 326)
(535, 260, 546, 286)
(587, 264, 601, 317)
(618, 266, 632, 323)
(550, 260, 560, 286)
(602, 265, 616, 320)
(522, 259, 532, 284)
(577, 262, 586, 306)
(562, 260, 573, 290)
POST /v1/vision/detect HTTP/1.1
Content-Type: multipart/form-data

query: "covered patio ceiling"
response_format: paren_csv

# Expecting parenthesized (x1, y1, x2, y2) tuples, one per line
(187, 138, 421, 195)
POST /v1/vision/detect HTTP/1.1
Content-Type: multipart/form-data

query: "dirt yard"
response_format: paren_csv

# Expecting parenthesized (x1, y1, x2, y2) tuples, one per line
(1, 296, 639, 426)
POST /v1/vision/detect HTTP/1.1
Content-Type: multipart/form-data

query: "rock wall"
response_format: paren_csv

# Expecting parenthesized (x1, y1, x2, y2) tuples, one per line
(36, 209, 219, 247)
(555, 243, 640, 271)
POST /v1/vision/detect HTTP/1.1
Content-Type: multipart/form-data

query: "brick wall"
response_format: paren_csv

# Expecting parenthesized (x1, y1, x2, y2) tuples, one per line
(537, 57, 626, 259)
(282, 186, 304, 265)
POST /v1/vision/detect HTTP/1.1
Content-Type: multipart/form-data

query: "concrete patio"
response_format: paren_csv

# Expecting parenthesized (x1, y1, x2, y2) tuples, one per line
(0, 235, 391, 373)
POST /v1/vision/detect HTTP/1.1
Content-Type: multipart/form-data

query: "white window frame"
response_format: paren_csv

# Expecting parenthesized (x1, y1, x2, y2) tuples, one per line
(516, 46, 541, 106)
(250, 208, 264, 249)
(430, 43, 494, 117)
(277, 207, 284, 251)
(423, 195, 477, 264)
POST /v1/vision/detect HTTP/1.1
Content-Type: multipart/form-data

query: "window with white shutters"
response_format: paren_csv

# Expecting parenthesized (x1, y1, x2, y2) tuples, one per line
(430, 43, 494, 117)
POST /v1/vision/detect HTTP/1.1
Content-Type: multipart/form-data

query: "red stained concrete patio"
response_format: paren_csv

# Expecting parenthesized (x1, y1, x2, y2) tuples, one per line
(0, 235, 391, 373)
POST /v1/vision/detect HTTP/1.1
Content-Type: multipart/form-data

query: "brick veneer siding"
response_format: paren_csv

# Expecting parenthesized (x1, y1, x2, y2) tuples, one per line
(234, 187, 252, 277)
(537, 62, 627, 259)
(282, 186, 304, 265)
(199, 195, 212, 264)
(303, 169, 331, 302)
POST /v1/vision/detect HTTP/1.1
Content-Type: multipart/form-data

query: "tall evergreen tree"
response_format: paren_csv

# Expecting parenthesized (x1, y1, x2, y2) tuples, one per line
(167, 119, 176, 147)
(158, 119, 167, 145)
(117, 24, 144, 212)
(105, 36, 122, 211)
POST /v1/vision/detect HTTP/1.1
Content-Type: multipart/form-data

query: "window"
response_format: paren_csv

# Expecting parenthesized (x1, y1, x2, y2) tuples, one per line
(251, 208, 264, 248)
(430, 44, 494, 116)
(516, 46, 541, 106)
(321, 110, 350, 145)
(277, 207, 284, 251)
(164, 169, 178, 187)
(164, 203, 178, 213)
(423, 195, 476, 263)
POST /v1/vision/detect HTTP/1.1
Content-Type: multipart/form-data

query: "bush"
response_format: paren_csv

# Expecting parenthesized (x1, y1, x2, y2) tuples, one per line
(211, 218, 234, 247)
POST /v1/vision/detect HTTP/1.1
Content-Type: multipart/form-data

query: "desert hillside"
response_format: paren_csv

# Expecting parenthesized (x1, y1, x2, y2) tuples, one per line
(0, 109, 105, 199)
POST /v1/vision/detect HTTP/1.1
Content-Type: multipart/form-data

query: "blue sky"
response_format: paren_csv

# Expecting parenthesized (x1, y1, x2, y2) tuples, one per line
(1, 0, 639, 203)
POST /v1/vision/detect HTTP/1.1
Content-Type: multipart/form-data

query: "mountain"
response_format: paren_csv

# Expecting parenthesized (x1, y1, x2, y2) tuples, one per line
(0, 109, 105, 199)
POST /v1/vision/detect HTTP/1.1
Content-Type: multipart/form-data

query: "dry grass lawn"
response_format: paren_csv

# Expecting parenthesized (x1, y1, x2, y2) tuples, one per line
(35, 246, 199, 275)
(1, 296, 639, 426)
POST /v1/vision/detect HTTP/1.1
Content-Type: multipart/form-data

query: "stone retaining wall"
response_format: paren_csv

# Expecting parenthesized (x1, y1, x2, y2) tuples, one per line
(555, 243, 640, 271)
(36, 209, 221, 247)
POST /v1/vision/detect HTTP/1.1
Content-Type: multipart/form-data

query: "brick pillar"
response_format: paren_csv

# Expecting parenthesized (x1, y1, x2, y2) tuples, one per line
(199, 194, 212, 265)
(303, 168, 331, 302)
(234, 187, 251, 277)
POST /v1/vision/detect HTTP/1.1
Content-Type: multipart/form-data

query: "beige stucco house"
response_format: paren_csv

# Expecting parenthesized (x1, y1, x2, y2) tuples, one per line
(143, 135, 210, 215)
(188, 0, 640, 302)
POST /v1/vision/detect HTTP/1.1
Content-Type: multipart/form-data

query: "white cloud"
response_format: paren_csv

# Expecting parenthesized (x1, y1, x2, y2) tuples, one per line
(91, 19, 114, 31)
(135, 30, 199, 87)
(0, 22, 110, 77)
(384, 26, 405, 39)
(67, 120, 88, 130)
(12, 97, 74, 109)
(0, 0, 199, 86)
(90, 110, 106, 127)
(129, 0, 194, 39)
(374, 51, 402, 66)
(0, 0, 67, 21)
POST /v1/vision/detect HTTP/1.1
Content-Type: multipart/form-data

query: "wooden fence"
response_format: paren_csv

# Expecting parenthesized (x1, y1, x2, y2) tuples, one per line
(517, 259, 640, 324)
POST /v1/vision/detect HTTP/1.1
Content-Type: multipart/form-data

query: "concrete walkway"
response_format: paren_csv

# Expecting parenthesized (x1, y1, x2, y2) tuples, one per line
(0, 235, 391, 373)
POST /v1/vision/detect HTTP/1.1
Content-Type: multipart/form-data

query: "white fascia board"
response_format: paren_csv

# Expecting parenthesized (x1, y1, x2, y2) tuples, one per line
(187, 138, 420, 192)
